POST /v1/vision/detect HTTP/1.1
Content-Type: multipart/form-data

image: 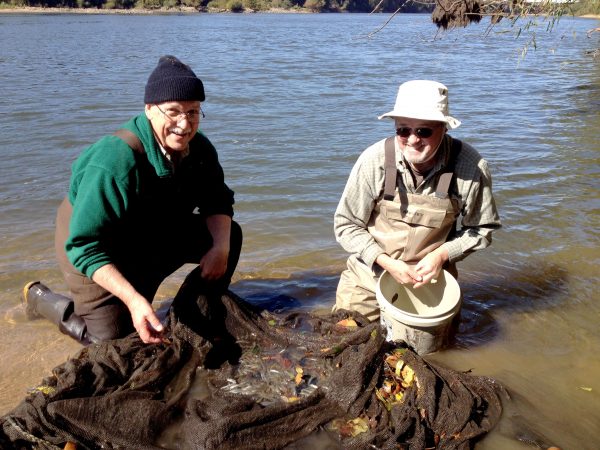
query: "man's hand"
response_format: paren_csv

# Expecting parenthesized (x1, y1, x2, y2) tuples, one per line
(198, 245, 228, 280)
(376, 254, 422, 285)
(92, 263, 163, 344)
(413, 247, 448, 288)
(201, 214, 232, 280)
(128, 297, 164, 344)
(376, 246, 449, 288)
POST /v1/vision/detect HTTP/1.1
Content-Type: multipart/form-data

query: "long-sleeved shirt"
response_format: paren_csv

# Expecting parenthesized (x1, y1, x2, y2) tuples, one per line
(334, 135, 501, 269)
(66, 113, 234, 278)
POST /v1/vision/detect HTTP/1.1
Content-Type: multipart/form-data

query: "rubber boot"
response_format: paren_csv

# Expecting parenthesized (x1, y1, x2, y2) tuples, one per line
(23, 282, 98, 345)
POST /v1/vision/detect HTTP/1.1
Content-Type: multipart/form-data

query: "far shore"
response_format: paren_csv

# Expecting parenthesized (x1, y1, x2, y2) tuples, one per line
(0, 5, 303, 14)
(1, 6, 599, 18)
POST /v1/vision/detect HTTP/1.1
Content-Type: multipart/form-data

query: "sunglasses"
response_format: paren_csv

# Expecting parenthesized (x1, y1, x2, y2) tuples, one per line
(396, 127, 435, 139)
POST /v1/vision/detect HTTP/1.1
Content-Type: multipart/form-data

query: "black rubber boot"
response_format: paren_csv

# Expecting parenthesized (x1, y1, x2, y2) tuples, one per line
(22, 282, 98, 345)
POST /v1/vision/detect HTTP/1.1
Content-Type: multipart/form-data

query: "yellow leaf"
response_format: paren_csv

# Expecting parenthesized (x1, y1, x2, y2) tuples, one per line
(395, 359, 405, 376)
(295, 367, 304, 385)
(579, 386, 593, 392)
(401, 365, 415, 386)
(336, 318, 358, 327)
(394, 392, 404, 402)
(348, 417, 369, 436)
(31, 385, 55, 395)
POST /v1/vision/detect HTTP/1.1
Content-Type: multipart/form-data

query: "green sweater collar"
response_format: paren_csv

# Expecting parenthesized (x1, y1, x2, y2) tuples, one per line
(122, 113, 173, 177)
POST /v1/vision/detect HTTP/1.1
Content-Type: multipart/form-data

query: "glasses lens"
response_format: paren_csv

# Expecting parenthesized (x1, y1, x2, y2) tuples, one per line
(396, 127, 434, 138)
(396, 127, 411, 138)
(157, 105, 202, 122)
(416, 127, 433, 138)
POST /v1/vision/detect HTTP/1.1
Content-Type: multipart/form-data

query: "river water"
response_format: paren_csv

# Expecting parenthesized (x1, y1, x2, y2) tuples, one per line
(1, 11, 599, 449)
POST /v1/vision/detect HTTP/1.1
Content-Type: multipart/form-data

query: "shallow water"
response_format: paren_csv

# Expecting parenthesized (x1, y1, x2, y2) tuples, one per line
(1, 12, 599, 449)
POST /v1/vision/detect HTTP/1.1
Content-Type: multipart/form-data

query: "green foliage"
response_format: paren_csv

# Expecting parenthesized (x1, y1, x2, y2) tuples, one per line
(104, 0, 136, 6)
(140, 0, 162, 8)
(226, 0, 242, 10)
(4, 0, 28, 6)
(207, 0, 226, 8)
(270, 0, 294, 7)
(303, 0, 324, 11)
(572, 0, 600, 15)
(243, 0, 264, 10)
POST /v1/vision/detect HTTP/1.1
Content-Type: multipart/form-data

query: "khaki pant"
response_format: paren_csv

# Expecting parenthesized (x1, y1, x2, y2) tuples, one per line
(334, 255, 382, 322)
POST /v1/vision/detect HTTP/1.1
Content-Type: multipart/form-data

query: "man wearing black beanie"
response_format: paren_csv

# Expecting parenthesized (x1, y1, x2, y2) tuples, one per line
(23, 55, 242, 345)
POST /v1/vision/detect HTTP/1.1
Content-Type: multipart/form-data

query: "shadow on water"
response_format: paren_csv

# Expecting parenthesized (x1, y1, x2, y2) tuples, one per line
(455, 261, 569, 349)
(230, 272, 341, 314)
(223, 261, 569, 351)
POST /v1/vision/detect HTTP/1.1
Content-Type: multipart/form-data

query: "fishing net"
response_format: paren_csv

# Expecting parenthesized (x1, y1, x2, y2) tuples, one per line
(1, 273, 505, 450)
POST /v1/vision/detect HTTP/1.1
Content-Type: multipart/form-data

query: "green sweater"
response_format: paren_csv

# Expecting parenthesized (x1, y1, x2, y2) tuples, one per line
(66, 113, 234, 278)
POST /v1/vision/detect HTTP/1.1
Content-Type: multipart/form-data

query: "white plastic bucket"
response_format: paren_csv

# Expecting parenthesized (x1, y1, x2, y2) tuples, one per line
(376, 270, 461, 355)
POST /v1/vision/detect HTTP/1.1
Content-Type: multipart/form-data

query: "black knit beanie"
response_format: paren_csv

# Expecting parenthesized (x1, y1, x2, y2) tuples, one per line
(144, 55, 205, 104)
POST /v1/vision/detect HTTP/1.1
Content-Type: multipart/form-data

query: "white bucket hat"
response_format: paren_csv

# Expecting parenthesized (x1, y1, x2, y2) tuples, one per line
(378, 80, 461, 129)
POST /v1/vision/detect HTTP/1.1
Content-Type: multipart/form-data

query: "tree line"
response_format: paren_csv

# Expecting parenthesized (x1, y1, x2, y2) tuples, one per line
(0, 0, 437, 13)
(2, 0, 598, 22)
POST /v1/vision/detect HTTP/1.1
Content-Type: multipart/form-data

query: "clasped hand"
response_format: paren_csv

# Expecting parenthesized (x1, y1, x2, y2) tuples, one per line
(381, 249, 447, 288)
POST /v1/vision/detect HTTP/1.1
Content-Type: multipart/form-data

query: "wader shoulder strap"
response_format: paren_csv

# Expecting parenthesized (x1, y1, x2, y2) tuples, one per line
(114, 129, 145, 154)
(435, 137, 462, 199)
(383, 137, 397, 200)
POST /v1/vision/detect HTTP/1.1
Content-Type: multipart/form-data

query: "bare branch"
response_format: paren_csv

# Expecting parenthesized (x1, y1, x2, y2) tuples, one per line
(369, 0, 385, 14)
(366, 7, 404, 38)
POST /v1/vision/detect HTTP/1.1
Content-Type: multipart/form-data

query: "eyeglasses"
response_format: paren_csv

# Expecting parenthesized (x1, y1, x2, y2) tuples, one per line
(396, 127, 435, 139)
(155, 104, 205, 122)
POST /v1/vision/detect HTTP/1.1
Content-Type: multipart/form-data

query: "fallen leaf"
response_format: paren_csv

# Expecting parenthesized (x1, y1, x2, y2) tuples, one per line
(336, 318, 358, 327)
(330, 417, 369, 437)
(579, 386, 593, 392)
(401, 365, 415, 387)
(394, 359, 405, 376)
(295, 367, 304, 385)
(29, 385, 55, 396)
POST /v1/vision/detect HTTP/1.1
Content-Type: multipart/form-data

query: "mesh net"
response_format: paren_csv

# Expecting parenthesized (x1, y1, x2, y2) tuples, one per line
(1, 274, 504, 450)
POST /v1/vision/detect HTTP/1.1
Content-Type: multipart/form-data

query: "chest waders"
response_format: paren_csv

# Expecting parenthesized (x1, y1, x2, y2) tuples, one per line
(22, 130, 146, 345)
(335, 136, 462, 322)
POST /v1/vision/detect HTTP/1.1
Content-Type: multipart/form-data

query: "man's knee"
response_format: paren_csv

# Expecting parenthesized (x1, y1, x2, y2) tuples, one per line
(335, 269, 380, 322)
(76, 300, 134, 342)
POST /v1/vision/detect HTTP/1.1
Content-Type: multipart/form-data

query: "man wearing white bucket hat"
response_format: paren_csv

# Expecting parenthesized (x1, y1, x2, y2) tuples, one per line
(334, 80, 501, 322)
